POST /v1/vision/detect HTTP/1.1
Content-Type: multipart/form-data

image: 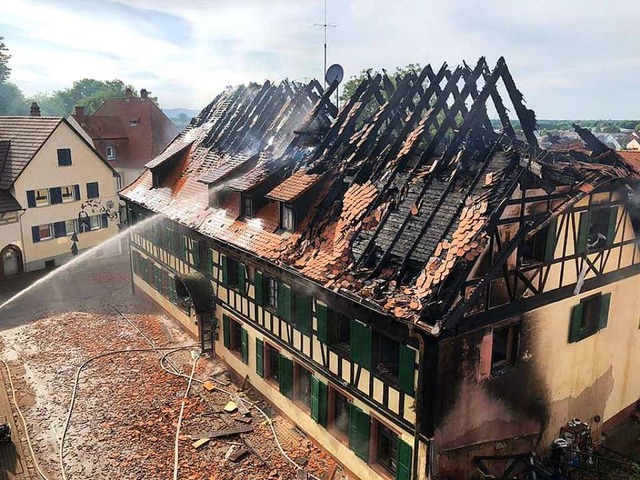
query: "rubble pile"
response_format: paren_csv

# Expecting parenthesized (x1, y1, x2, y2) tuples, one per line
(0, 310, 350, 480)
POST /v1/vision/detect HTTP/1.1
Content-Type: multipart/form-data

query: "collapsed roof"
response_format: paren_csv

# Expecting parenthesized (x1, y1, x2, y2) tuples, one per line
(121, 57, 640, 336)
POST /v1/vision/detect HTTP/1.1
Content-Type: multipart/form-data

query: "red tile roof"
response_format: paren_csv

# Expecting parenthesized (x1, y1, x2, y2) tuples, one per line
(266, 170, 323, 202)
(73, 94, 180, 169)
(617, 151, 640, 176)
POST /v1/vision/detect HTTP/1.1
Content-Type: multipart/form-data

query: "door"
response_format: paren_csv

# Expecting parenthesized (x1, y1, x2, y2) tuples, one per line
(2, 246, 21, 276)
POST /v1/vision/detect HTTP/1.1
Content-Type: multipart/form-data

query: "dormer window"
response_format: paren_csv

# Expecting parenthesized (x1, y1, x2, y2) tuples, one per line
(243, 194, 254, 218)
(106, 146, 116, 160)
(281, 204, 294, 231)
(130, 120, 138, 127)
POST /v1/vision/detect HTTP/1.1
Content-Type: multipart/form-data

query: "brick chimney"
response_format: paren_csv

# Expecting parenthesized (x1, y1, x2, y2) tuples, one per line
(75, 106, 85, 118)
(140, 88, 149, 99)
(125, 87, 133, 98)
(30, 102, 41, 117)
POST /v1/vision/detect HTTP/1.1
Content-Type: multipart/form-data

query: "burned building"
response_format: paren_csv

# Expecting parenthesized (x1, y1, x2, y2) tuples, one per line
(120, 58, 640, 479)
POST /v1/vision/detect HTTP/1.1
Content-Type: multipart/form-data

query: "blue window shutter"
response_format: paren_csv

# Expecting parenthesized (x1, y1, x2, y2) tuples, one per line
(50, 187, 62, 204)
(101, 213, 108, 229)
(74, 184, 81, 201)
(53, 221, 66, 238)
(26, 190, 36, 208)
(31, 226, 40, 243)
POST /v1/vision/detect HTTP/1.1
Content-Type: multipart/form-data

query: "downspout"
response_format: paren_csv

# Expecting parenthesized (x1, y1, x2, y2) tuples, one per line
(17, 208, 27, 272)
(408, 324, 426, 480)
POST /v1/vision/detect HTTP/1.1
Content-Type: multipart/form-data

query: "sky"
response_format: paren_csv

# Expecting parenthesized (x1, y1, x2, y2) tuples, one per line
(1, 0, 638, 119)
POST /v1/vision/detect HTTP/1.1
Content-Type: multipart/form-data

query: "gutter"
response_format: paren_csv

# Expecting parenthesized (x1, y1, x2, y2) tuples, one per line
(408, 324, 426, 480)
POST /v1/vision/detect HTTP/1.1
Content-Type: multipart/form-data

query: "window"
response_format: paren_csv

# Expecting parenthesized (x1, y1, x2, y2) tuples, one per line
(86, 182, 100, 199)
(281, 204, 294, 231)
(61, 185, 75, 203)
(377, 423, 399, 475)
(329, 310, 351, 353)
(39, 224, 52, 241)
(569, 293, 611, 343)
(90, 215, 101, 231)
(230, 319, 242, 355)
(130, 120, 138, 127)
(491, 324, 520, 374)
(295, 364, 312, 410)
(292, 291, 311, 333)
(116, 175, 123, 190)
(331, 389, 350, 438)
(106, 146, 116, 160)
(374, 334, 400, 382)
(521, 221, 556, 264)
(577, 207, 618, 253)
(223, 255, 240, 288)
(35, 189, 49, 207)
(267, 276, 278, 309)
(243, 195, 254, 218)
(57, 148, 72, 166)
(64, 219, 76, 235)
(266, 344, 280, 384)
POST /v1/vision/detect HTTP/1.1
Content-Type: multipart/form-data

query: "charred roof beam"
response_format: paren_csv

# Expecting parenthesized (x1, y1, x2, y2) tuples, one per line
(499, 60, 539, 152)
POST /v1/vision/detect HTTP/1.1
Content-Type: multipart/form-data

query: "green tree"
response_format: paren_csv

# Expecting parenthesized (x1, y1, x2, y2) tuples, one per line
(0, 82, 27, 115)
(0, 37, 10, 84)
(339, 63, 422, 104)
(29, 79, 140, 117)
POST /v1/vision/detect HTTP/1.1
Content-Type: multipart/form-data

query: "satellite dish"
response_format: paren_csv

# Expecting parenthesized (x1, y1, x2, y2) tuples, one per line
(325, 64, 344, 85)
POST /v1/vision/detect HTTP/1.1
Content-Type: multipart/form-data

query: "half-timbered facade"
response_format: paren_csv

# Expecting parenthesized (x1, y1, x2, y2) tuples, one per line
(121, 59, 640, 479)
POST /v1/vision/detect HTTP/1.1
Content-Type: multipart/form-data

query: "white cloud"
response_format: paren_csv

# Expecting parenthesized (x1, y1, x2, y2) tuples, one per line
(2, 0, 639, 118)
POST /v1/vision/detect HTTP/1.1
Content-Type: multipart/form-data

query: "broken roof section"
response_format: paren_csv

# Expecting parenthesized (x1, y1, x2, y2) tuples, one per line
(122, 57, 640, 335)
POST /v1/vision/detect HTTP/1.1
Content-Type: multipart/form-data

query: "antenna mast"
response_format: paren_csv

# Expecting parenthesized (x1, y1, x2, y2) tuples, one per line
(314, 0, 336, 89)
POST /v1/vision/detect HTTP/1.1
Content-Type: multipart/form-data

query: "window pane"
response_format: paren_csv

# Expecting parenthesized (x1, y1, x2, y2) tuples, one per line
(334, 391, 349, 436)
(377, 424, 398, 473)
(39, 224, 51, 239)
(65, 219, 76, 235)
(90, 215, 100, 230)
(297, 367, 312, 408)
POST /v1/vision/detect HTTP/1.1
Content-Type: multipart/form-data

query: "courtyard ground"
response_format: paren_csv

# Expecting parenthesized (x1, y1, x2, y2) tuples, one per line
(0, 251, 351, 480)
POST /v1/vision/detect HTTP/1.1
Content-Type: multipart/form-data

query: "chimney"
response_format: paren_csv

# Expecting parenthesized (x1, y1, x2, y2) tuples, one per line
(125, 87, 133, 98)
(30, 102, 41, 117)
(75, 106, 85, 118)
(140, 88, 149, 99)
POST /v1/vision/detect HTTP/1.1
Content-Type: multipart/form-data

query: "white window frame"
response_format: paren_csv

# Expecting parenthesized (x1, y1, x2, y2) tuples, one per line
(61, 185, 75, 203)
(65, 219, 77, 235)
(106, 145, 116, 160)
(90, 215, 101, 231)
(35, 188, 49, 207)
(129, 120, 138, 127)
(282, 204, 294, 231)
(39, 223, 52, 241)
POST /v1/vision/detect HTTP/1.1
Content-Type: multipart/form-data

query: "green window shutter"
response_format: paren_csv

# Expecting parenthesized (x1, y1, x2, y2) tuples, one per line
(154, 265, 162, 291)
(168, 276, 177, 304)
(223, 315, 231, 349)
(181, 235, 188, 261)
(396, 439, 413, 480)
(279, 356, 293, 398)
(277, 283, 291, 321)
(316, 302, 328, 343)
(577, 212, 590, 254)
(221, 255, 228, 285)
(350, 319, 372, 369)
(238, 263, 246, 294)
(310, 377, 328, 427)
(206, 248, 213, 277)
(256, 338, 264, 377)
(599, 293, 611, 330)
(348, 404, 370, 461)
(295, 294, 311, 334)
(254, 271, 264, 305)
(569, 303, 584, 343)
(399, 345, 415, 395)
(544, 218, 558, 262)
(193, 240, 200, 268)
(241, 328, 249, 364)
(606, 207, 618, 246)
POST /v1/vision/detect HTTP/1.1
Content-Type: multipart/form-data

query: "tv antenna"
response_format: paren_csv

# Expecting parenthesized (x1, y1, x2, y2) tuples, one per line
(313, 0, 337, 89)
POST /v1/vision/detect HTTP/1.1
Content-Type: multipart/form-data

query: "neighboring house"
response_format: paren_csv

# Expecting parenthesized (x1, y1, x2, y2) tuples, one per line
(0, 106, 120, 277)
(120, 59, 640, 480)
(70, 88, 180, 190)
(626, 138, 640, 150)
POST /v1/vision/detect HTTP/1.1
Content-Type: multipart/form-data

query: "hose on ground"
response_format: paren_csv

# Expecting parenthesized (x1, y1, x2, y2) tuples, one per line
(59, 345, 199, 480)
(173, 353, 199, 480)
(0, 358, 51, 480)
